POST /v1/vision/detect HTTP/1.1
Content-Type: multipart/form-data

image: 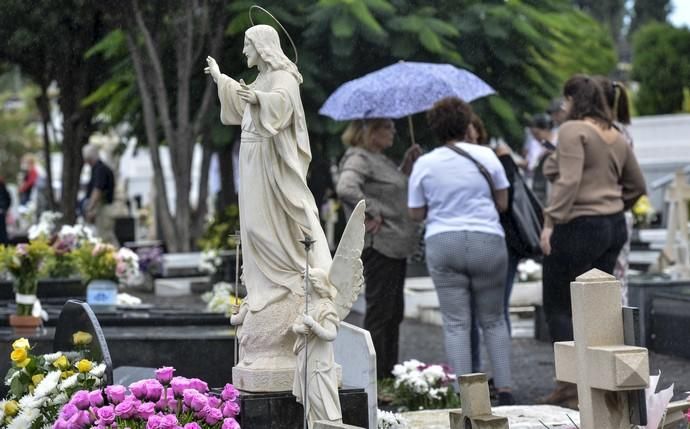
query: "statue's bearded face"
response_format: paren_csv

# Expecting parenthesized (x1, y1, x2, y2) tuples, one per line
(243, 37, 259, 68)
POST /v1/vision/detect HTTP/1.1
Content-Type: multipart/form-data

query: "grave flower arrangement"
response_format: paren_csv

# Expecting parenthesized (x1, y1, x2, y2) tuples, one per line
(51, 366, 241, 429)
(44, 225, 98, 279)
(202, 282, 242, 315)
(388, 359, 459, 411)
(0, 240, 52, 316)
(632, 195, 656, 228)
(73, 242, 139, 285)
(1, 335, 106, 429)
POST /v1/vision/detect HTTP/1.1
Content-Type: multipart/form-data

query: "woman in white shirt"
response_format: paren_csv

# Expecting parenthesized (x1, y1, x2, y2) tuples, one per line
(408, 97, 514, 405)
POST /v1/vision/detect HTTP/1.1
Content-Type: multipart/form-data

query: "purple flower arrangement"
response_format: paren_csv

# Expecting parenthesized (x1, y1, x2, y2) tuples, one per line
(52, 366, 241, 429)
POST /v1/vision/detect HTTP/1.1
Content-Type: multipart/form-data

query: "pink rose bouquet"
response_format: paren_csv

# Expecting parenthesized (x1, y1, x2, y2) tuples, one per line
(52, 366, 241, 429)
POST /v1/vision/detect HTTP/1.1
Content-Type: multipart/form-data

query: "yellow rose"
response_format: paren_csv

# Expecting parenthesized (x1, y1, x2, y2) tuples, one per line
(11, 338, 30, 351)
(76, 359, 93, 373)
(72, 331, 93, 346)
(4, 400, 19, 417)
(31, 374, 44, 386)
(61, 370, 74, 380)
(10, 348, 27, 363)
(53, 355, 69, 370)
(16, 358, 31, 368)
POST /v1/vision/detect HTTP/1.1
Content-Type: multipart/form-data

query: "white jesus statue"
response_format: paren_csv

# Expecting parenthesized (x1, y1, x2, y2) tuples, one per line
(205, 24, 332, 391)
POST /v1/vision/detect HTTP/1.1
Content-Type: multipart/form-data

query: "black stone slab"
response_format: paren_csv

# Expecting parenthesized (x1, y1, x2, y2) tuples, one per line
(650, 291, 690, 359)
(238, 388, 368, 429)
(1, 324, 235, 397)
(54, 300, 114, 384)
(0, 278, 86, 301)
(0, 305, 231, 327)
(628, 274, 690, 347)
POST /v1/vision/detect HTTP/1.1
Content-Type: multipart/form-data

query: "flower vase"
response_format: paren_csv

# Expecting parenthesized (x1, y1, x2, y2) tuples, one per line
(13, 276, 39, 316)
(86, 279, 119, 312)
(9, 276, 42, 333)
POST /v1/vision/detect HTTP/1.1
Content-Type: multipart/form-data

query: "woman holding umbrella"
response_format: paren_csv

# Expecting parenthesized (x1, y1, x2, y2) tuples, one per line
(336, 119, 421, 381)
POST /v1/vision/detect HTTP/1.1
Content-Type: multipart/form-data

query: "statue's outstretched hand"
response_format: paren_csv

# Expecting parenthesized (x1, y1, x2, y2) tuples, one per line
(237, 79, 258, 104)
(205, 56, 221, 83)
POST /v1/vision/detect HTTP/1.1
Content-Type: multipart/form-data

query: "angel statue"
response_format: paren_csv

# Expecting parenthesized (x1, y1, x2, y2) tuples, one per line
(205, 23, 334, 391)
(292, 201, 366, 427)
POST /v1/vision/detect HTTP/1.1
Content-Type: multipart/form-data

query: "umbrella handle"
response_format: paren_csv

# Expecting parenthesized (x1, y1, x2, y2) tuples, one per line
(407, 115, 416, 146)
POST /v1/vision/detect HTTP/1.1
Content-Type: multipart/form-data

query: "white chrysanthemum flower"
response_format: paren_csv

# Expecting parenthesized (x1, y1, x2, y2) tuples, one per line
(402, 359, 423, 371)
(60, 373, 79, 390)
(421, 365, 445, 383)
(391, 364, 407, 378)
(7, 407, 40, 429)
(62, 351, 81, 361)
(51, 393, 69, 406)
(41, 352, 63, 364)
(90, 363, 106, 378)
(33, 371, 61, 398)
(377, 409, 408, 429)
(0, 400, 6, 423)
(19, 393, 46, 410)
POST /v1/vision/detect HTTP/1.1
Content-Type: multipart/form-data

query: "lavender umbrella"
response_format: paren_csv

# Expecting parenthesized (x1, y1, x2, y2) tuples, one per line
(319, 61, 495, 121)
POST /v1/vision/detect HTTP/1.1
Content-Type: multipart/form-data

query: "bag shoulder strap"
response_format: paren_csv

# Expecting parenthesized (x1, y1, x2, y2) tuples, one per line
(445, 144, 498, 208)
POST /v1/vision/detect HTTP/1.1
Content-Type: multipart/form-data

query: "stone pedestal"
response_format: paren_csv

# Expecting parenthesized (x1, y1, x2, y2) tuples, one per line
(238, 388, 368, 429)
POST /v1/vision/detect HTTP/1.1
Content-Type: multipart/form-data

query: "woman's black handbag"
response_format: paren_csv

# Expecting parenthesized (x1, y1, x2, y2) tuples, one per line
(505, 171, 544, 258)
(446, 144, 543, 258)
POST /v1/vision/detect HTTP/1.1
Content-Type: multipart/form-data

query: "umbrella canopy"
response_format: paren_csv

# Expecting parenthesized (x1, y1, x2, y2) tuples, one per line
(319, 61, 495, 121)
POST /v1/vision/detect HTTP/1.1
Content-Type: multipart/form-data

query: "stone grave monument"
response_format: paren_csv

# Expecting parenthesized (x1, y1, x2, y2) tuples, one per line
(660, 169, 690, 278)
(449, 373, 509, 429)
(554, 269, 649, 429)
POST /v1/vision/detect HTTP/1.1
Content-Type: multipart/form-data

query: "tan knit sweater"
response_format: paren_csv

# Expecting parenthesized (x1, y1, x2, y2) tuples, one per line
(543, 120, 646, 227)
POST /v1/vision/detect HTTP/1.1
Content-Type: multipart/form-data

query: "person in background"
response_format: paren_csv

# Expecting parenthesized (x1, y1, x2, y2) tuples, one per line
(0, 177, 11, 244)
(82, 143, 117, 245)
(18, 155, 39, 206)
(336, 119, 421, 381)
(528, 114, 556, 206)
(408, 97, 514, 405)
(594, 75, 634, 304)
(546, 97, 567, 129)
(539, 75, 646, 406)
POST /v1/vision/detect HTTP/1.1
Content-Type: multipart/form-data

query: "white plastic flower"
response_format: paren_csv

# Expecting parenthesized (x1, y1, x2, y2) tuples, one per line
(19, 393, 46, 410)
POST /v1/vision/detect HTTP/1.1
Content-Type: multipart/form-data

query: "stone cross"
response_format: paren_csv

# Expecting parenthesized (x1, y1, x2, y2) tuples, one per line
(449, 373, 509, 429)
(554, 269, 650, 429)
(661, 170, 690, 278)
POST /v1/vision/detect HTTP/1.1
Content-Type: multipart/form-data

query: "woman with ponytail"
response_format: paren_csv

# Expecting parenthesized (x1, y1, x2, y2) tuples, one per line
(594, 76, 636, 305)
(538, 75, 646, 406)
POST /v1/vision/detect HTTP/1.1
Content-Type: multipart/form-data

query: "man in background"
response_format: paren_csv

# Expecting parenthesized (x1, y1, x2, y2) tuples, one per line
(82, 143, 117, 245)
(0, 177, 10, 244)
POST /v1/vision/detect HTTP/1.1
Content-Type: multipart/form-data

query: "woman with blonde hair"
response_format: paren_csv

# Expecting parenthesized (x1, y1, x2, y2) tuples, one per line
(336, 118, 421, 380)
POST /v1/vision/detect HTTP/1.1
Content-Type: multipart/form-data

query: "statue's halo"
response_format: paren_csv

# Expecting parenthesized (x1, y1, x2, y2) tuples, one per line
(249, 5, 298, 65)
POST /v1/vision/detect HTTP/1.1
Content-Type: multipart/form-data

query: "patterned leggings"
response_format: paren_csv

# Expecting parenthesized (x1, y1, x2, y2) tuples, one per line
(425, 230, 512, 389)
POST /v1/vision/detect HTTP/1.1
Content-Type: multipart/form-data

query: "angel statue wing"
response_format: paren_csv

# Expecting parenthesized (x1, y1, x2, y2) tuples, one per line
(329, 200, 366, 321)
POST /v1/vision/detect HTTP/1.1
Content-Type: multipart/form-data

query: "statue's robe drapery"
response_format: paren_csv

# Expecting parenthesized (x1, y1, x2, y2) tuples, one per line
(217, 69, 331, 312)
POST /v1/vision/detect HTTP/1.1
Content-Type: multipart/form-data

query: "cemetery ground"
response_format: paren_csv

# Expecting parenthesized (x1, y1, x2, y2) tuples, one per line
(138, 288, 690, 406)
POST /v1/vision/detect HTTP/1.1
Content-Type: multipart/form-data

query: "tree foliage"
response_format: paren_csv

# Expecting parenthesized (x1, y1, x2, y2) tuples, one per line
(0, 89, 42, 184)
(630, 0, 672, 35)
(0, 0, 110, 223)
(632, 22, 690, 115)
